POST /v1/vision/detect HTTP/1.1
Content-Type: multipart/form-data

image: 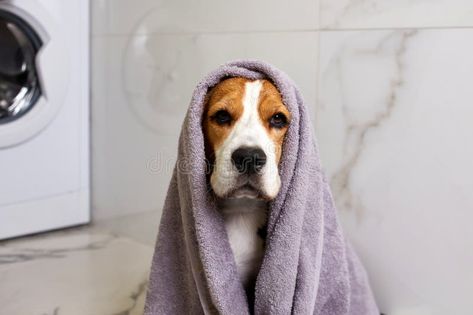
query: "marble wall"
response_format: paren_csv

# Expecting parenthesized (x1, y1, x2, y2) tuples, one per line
(91, 1, 473, 314)
(91, 0, 319, 220)
(318, 29, 473, 315)
(316, 2, 473, 315)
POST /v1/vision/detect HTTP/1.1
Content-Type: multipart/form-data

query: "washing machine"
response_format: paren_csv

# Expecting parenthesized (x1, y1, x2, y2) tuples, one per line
(0, 0, 89, 239)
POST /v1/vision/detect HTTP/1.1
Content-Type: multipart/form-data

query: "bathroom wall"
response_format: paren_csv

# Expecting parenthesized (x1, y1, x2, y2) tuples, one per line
(91, 1, 473, 314)
(317, 1, 473, 315)
(91, 0, 320, 220)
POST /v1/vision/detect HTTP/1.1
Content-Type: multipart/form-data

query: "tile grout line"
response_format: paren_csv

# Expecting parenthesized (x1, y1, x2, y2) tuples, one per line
(90, 25, 473, 38)
(320, 25, 473, 32)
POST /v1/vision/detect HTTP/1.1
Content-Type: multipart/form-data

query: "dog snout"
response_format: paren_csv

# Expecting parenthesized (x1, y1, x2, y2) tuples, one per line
(231, 147, 267, 174)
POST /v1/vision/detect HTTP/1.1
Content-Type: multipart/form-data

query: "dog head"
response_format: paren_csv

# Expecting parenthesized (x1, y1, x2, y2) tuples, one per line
(203, 78, 291, 200)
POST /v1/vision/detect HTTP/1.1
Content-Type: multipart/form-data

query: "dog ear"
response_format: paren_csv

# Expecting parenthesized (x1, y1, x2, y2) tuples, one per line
(202, 86, 216, 174)
(201, 87, 213, 121)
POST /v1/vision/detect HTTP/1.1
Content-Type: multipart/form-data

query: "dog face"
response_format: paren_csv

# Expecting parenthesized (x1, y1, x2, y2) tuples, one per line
(203, 78, 291, 200)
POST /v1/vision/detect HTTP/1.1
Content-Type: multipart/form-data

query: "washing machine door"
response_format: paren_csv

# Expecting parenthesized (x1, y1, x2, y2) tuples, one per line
(0, 9, 42, 124)
(0, 3, 68, 148)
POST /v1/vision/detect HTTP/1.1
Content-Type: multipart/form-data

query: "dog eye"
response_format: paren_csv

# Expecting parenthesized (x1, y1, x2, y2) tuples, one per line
(212, 110, 232, 125)
(269, 113, 288, 128)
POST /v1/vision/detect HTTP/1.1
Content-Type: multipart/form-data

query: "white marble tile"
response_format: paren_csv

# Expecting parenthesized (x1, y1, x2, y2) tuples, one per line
(91, 35, 178, 221)
(92, 31, 318, 219)
(321, 0, 473, 29)
(92, 210, 161, 246)
(317, 29, 473, 315)
(92, 0, 319, 36)
(0, 230, 154, 315)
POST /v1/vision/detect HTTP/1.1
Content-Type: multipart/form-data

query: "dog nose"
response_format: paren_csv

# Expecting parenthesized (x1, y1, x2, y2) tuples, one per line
(231, 147, 267, 174)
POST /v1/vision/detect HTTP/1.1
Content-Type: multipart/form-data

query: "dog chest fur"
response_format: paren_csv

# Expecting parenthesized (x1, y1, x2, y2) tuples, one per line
(219, 198, 267, 292)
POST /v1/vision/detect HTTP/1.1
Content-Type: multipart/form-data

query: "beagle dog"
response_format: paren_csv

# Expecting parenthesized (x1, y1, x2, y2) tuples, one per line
(203, 78, 291, 305)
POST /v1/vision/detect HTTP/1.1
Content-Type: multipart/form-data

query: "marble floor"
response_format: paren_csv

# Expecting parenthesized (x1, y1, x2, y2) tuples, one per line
(0, 211, 161, 315)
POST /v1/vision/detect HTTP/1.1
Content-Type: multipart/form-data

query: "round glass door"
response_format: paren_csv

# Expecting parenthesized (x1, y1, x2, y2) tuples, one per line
(0, 9, 42, 124)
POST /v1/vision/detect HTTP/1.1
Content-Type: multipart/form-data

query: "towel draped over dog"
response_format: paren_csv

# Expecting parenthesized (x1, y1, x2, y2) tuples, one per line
(144, 60, 379, 315)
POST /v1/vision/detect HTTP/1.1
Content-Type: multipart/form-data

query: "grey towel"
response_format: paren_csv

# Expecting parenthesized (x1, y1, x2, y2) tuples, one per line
(144, 60, 379, 315)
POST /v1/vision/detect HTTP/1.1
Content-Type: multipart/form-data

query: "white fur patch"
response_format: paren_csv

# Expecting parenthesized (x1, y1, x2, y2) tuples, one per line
(220, 198, 267, 289)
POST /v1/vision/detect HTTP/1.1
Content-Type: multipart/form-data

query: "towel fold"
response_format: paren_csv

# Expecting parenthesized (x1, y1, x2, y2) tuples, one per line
(144, 60, 379, 315)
